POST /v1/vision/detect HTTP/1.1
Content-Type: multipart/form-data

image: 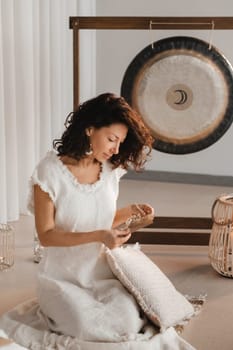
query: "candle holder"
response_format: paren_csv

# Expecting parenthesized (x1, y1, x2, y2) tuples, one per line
(0, 223, 14, 271)
(209, 194, 233, 278)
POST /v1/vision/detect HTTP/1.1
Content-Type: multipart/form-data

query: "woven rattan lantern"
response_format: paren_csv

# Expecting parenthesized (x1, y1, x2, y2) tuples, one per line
(209, 194, 233, 278)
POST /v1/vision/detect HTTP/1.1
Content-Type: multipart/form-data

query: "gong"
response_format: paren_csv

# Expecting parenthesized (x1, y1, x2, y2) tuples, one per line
(121, 36, 233, 154)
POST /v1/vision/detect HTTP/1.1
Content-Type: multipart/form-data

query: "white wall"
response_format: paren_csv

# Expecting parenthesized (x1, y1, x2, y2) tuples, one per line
(78, 0, 96, 102)
(95, 0, 233, 176)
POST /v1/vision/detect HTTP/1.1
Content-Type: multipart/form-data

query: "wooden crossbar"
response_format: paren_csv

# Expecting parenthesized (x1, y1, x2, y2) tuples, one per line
(69, 16, 233, 30)
(128, 217, 212, 245)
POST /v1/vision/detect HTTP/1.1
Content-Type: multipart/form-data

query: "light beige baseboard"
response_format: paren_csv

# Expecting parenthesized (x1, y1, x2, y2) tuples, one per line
(125, 170, 233, 187)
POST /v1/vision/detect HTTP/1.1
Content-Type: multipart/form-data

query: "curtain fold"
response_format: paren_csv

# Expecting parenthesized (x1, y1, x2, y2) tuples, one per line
(0, 1, 7, 222)
(0, 0, 95, 223)
(0, 0, 18, 222)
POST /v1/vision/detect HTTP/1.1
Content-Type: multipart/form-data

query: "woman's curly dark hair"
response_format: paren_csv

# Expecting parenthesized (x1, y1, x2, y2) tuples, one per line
(53, 93, 154, 171)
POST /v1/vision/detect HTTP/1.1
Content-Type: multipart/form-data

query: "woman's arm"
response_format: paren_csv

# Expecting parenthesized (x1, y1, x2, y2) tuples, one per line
(34, 185, 131, 249)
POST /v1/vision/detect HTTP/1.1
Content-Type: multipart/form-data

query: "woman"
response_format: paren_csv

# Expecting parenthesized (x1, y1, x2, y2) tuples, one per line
(28, 92, 155, 341)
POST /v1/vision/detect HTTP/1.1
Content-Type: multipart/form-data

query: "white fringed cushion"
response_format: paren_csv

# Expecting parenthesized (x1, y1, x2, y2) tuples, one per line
(105, 244, 195, 332)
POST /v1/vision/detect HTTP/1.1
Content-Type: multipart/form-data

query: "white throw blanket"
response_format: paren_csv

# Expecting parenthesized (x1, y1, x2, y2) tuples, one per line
(0, 329, 27, 349)
(0, 243, 196, 349)
(0, 302, 195, 350)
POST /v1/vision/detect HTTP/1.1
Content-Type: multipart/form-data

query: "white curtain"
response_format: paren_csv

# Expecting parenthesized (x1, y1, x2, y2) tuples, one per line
(0, 0, 96, 223)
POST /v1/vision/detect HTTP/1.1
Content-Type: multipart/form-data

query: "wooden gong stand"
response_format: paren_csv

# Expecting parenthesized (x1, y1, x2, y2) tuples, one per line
(69, 16, 233, 245)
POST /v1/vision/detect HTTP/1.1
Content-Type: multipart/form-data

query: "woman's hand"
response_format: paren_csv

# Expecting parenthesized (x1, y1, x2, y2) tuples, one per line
(113, 203, 155, 229)
(100, 228, 131, 249)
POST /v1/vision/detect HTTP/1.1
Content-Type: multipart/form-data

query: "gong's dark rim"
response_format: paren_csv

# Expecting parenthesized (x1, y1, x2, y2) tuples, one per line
(121, 36, 233, 154)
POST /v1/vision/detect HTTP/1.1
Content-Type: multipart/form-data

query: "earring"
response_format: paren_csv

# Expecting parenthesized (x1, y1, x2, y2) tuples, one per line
(85, 146, 93, 156)
(85, 139, 93, 156)
(85, 128, 93, 155)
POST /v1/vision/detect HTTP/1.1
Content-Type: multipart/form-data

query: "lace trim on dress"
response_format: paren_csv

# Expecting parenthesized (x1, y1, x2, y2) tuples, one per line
(49, 150, 109, 193)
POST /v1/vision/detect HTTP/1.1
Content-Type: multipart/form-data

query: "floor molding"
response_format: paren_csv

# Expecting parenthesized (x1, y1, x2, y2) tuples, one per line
(124, 170, 233, 187)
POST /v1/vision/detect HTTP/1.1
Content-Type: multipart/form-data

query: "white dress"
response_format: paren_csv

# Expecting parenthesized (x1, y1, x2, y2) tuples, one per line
(0, 150, 196, 349)
(28, 150, 145, 342)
